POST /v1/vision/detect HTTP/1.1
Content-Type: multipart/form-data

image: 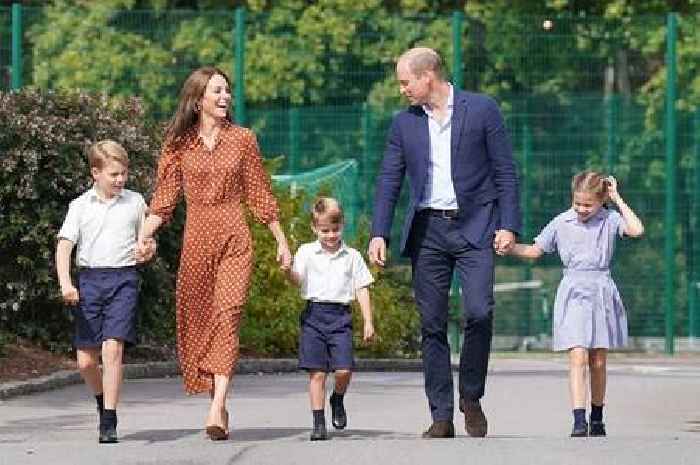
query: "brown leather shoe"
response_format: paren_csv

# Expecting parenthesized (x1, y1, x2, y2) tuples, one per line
(421, 420, 455, 438)
(460, 399, 487, 437)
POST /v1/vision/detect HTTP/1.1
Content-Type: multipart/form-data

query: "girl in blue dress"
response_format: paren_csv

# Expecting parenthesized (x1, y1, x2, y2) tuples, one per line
(503, 171, 644, 437)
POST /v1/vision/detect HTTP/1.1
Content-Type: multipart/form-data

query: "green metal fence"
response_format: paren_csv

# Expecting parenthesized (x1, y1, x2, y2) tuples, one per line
(3, 4, 700, 352)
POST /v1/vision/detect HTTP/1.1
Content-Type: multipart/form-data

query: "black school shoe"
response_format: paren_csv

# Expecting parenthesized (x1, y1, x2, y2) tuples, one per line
(310, 422, 328, 441)
(329, 393, 347, 429)
(589, 420, 606, 436)
(570, 420, 588, 437)
(99, 412, 118, 444)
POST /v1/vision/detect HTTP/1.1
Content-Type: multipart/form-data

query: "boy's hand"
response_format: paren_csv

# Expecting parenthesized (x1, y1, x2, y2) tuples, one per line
(363, 322, 375, 343)
(61, 284, 79, 306)
(135, 237, 157, 263)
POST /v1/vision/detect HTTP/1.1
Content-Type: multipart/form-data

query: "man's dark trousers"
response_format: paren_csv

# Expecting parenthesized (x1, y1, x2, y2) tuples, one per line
(409, 210, 494, 422)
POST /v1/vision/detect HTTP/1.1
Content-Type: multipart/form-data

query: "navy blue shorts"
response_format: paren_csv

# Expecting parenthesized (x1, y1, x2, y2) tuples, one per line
(298, 301, 354, 372)
(73, 267, 139, 348)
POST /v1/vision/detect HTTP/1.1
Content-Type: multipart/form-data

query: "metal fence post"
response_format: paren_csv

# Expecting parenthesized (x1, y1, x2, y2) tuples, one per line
(452, 11, 463, 89)
(664, 12, 678, 355)
(234, 7, 246, 126)
(606, 94, 619, 173)
(690, 109, 700, 340)
(361, 103, 372, 217)
(288, 107, 300, 174)
(11, 2, 23, 90)
(522, 116, 533, 336)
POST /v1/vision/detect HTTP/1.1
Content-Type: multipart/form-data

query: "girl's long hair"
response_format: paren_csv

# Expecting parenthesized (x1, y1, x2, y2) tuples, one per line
(164, 66, 233, 146)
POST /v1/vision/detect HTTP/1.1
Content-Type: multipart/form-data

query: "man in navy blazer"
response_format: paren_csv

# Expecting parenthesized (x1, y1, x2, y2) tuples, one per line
(368, 47, 521, 438)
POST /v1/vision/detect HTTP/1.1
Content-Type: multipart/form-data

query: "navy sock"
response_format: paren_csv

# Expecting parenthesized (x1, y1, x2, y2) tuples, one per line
(312, 409, 325, 427)
(95, 394, 104, 414)
(591, 404, 604, 422)
(573, 408, 586, 425)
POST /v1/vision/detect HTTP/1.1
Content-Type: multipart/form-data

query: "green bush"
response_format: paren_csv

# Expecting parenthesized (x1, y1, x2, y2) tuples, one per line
(242, 189, 420, 357)
(0, 89, 175, 350)
(1, 88, 420, 358)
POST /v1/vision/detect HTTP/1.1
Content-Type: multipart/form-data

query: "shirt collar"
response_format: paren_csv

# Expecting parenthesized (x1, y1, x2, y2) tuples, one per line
(563, 207, 607, 223)
(88, 185, 123, 203)
(422, 83, 454, 117)
(312, 240, 348, 257)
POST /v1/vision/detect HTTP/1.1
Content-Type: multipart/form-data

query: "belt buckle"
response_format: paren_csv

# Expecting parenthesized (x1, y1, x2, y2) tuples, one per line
(442, 209, 458, 219)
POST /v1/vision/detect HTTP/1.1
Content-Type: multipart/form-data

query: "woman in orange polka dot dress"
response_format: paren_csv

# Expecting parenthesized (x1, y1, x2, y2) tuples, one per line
(140, 66, 292, 440)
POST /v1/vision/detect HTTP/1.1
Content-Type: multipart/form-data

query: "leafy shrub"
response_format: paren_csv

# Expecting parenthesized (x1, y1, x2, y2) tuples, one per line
(0, 88, 419, 358)
(0, 89, 175, 350)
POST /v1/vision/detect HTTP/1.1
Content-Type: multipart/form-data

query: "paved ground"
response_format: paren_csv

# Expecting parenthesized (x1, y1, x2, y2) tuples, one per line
(1, 357, 699, 465)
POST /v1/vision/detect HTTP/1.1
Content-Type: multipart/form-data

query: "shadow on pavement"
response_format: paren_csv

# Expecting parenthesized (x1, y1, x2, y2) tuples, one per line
(121, 428, 202, 442)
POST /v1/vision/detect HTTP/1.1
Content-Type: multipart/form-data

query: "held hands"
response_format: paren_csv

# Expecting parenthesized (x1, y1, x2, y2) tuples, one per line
(368, 237, 387, 267)
(135, 237, 158, 263)
(277, 241, 292, 271)
(61, 284, 79, 306)
(493, 229, 516, 256)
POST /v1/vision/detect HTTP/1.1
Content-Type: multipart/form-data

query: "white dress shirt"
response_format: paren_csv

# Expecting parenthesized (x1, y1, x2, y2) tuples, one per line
(292, 241, 374, 304)
(418, 84, 458, 210)
(58, 187, 146, 267)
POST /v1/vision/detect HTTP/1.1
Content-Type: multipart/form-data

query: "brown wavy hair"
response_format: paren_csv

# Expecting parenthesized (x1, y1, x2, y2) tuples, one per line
(164, 66, 233, 145)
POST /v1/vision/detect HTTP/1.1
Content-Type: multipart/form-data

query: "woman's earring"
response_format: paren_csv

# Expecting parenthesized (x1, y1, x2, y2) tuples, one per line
(194, 103, 201, 113)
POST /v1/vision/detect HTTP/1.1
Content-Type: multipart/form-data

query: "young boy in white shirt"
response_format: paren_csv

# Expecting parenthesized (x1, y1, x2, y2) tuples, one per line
(286, 197, 375, 441)
(55, 140, 154, 444)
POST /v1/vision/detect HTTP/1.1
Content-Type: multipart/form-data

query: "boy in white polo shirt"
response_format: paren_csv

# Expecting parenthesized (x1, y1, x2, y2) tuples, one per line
(55, 140, 154, 444)
(286, 197, 375, 441)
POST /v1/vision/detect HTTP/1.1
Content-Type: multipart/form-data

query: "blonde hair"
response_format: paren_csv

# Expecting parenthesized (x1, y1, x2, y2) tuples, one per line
(311, 197, 344, 225)
(571, 170, 608, 202)
(397, 47, 445, 80)
(165, 66, 232, 145)
(88, 140, 129, 170)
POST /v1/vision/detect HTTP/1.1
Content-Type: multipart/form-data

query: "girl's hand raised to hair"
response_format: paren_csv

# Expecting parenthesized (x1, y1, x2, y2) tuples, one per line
(606, 176, 621, 204)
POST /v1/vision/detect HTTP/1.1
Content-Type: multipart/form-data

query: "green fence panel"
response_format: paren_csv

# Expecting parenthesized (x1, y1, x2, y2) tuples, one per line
(3, 6, 700, 344)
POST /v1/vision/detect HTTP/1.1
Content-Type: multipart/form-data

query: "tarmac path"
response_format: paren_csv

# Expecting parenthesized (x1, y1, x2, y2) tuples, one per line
(1, 357, 698, 465)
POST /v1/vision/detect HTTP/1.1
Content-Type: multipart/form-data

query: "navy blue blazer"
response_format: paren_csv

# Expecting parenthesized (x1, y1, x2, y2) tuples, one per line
(371, 89, 522, 256)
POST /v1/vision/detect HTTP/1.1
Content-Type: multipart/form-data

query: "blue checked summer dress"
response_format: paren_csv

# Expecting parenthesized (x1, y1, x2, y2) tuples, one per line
(534, 207, 628, 351)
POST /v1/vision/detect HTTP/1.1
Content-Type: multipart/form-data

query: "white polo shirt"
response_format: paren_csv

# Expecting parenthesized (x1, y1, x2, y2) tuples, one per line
(57, 187, 147, 267)
(292, 241, 374, 305)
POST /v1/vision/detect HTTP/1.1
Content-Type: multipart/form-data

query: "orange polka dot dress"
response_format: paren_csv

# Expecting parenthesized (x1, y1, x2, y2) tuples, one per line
(149, 121, 279, 395)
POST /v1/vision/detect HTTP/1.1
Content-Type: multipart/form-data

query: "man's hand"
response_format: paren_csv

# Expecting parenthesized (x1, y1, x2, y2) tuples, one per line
(61, 284, 79, 306)
(493, 229, 515, 256)
(368, 237, 387, 267)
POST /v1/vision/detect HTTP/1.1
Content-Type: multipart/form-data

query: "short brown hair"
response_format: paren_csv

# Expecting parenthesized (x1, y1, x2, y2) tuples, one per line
(398, 47, 445, 80)
(571, 170, 608, 202)
(311, 197, 344, 225)
(87, 140, 129, 170)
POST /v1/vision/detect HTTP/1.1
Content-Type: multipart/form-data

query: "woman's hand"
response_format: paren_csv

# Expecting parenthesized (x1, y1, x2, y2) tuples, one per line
(277, 240, 292, 271)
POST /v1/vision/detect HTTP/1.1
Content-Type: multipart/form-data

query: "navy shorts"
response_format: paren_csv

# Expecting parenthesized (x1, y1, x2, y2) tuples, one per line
(73, 267, 139, 348)
(298, 301, 354, 372)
